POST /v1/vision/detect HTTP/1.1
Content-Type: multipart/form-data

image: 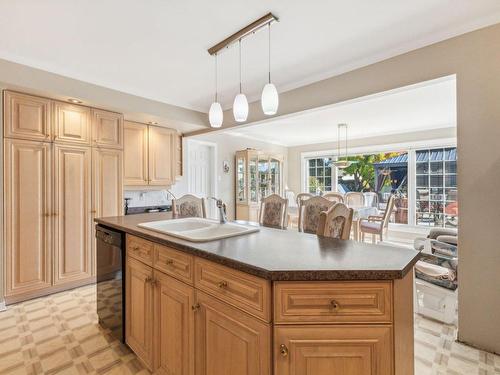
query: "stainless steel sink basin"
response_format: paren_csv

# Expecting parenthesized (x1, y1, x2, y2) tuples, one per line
(138, 218, 259, 242)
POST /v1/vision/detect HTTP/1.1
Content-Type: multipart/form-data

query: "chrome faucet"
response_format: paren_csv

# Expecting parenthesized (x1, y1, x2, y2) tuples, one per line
(210, 197, 228, 224)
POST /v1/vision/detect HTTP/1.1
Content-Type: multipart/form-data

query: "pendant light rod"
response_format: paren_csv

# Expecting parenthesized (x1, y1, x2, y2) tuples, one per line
(239, 40, 242, 93)
(207, 12, 279, 56)
(214, 53, 218, 102)
(268, 23, 271, 83)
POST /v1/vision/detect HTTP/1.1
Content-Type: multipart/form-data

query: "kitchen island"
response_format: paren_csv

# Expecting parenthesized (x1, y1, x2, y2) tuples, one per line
(96, 212, 420, 375)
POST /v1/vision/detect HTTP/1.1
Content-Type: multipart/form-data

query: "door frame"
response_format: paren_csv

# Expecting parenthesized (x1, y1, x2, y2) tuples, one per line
(185, 139, 218, 218)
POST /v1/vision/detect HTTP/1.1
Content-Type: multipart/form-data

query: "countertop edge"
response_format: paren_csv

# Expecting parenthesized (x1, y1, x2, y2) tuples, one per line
(95, 218, 420, 281)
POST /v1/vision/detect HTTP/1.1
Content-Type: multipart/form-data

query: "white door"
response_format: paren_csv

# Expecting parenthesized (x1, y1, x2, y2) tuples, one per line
(187, 141, 216, 218)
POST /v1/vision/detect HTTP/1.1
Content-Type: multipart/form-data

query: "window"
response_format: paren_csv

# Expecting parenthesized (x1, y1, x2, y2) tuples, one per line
(415, 147, 457, 228)
(306, 157, 333, 194)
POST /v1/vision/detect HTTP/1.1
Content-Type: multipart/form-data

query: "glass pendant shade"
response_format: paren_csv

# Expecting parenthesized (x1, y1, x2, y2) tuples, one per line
(261, 83, 279, 115)
(233, 93, 248, 122)
(209, 102, 223, 128)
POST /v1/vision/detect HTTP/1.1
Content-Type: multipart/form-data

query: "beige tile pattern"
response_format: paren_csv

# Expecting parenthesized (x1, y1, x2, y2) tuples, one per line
(0, 283, 498, 374)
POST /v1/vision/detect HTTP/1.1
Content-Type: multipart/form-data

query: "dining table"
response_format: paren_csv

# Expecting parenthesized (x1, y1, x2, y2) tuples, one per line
(350, 206, 380, 241)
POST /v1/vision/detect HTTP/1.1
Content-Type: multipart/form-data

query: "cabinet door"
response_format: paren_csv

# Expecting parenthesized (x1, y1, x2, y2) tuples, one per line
(92, 148, 123, 218)
(123, 122, 149, 185)
(126, 257, 154, 370)
(154, 271, 195, 375)
(148, 126, 175, 186)
(92, 109, 123, 149)
(3, 91, 52, 141)
(4, 139, 52, 297)
(195, 291, 271, 375)
(175, 133, 183, 178)
(274, 325, 393, 375)
(53, 101, 91, 145)
(53, 144, 92, 284)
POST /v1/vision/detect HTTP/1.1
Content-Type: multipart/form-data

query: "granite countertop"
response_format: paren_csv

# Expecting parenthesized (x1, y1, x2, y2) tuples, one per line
(95, 213, 420, 281)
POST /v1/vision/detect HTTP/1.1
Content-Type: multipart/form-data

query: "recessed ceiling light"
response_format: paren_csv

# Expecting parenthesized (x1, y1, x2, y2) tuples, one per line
(148, 121, 158, 125)
(68, 98, 82, 104)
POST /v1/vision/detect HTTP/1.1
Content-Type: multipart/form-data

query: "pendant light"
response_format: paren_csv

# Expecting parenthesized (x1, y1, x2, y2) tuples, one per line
(261, 23, 279, 115)
(333, 123, 354, 169)
(233, 40, 249, 122)
(208, 54, 223, 128)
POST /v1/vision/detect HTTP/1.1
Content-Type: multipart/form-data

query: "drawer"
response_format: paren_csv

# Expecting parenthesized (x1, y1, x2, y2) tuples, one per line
(126, 235, 154, 266)
(153, 244, 194, 285)
(194, 259, 271, 322)
(274, 281, 392, 324)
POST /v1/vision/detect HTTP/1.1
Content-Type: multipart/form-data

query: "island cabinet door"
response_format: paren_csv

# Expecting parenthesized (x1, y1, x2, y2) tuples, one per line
(154, 270, 195, 375)
(194, 291, 271, 375)
(274, 325, 393, 375)
(126, 257, 155, 370)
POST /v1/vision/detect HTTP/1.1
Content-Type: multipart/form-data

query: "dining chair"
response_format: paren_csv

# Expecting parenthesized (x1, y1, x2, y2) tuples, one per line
(345, 192, 365, 207)
(259, 194, 289, 229)
(296, 192, 313, 206)
(172, 194, 207, 218)
(298, 196, 335, 234)
(323, 192, 344, 203)
(317, 203, 354, 240)
(359, 194, 395, 243)
(363, 192, 379, 209)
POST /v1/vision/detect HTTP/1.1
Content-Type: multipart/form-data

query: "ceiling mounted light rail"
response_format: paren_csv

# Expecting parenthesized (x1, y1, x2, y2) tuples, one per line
(207, 12, 279, 127)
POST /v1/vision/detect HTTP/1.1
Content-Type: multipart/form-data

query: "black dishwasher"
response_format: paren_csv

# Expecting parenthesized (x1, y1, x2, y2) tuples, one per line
(96, 225, 125, 342)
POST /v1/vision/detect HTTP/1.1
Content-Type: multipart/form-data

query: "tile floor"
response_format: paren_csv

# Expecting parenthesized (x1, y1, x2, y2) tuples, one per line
(0, 283, 498, 375)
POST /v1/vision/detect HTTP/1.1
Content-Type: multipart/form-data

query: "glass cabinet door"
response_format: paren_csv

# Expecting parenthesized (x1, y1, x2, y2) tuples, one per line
(236, 156, 246, 203)
(269, 158, 281, 195)
(249, 155, 258, 203)
(258, 157, 270, 200)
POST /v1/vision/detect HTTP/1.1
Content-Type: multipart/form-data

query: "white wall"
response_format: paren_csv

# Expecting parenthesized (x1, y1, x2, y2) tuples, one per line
(179, 133, 287, 220)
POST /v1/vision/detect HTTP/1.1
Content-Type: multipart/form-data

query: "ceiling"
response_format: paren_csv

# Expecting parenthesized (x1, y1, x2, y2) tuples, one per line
(0, 1, 498, 113)
(222, 76, 457, 147)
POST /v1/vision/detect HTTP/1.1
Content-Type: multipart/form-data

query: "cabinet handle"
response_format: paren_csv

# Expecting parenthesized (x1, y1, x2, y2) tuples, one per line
(218, 280, 228, 289)
(44, 213, 51, 217)
(165, 259, 174, 265)
(279, 344, 289, 357)
(191, 303, 200, 312)
(145, 276, 153, 284)
(330, 299, 340, 311)
(133, 246, 140, 251)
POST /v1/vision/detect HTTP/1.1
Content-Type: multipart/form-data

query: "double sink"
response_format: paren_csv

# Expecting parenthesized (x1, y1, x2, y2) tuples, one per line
(138, 217, 259, 242)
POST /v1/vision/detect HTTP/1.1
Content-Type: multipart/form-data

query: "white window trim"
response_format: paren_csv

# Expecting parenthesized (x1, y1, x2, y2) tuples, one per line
(300, 138, 457, 228)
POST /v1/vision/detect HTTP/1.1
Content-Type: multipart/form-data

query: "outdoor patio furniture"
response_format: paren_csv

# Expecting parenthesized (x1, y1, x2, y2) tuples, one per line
(345, 191, 365, 207)
(323, 192, 344, 203)
(259, 194, 289, 229)
(359, 194, 395, 243)
(298, 196, 335, 233)
(172, 194, 207, 218)
(317, 203, 353, 240)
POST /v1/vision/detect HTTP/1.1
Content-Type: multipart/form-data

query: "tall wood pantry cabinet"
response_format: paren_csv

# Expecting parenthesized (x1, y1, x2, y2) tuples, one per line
(123, 121, 182, 186)
(2, 90, 124, 303)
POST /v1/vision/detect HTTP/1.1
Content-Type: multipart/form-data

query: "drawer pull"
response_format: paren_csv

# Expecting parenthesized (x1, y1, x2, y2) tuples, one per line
(279, 344, 289, 357)
(191, 303, 201, 312)
(218, 280, 228, 289)
(165, 259, 174, 265)
(330, 299, 340, 311)
(145, 276, 153, 284)
(132, 246, 140, 251)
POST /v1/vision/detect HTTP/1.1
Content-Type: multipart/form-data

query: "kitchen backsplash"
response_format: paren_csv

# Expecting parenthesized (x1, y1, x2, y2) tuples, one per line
(124, 190, 173, 207)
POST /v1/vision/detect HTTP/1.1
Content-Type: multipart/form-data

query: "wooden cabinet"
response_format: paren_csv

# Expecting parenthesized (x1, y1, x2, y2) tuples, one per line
(154, 271, 195, 375)
(126, 256, 155, 370)
(92, 109, 123, 149)
(53, 102, 91, 145)
(274, 325, 393, 375)
(2, 90, 125, 303)
(3, 139, 52, 298)
(3, 91, 52, 141)
(53, 144, 92, 284)
(123, 121, 149, 185)
(123, 121, 181, 186)
(148, 126, 175, 186)
(92, 148, 123, 219)
(195, 291, 271, 375)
